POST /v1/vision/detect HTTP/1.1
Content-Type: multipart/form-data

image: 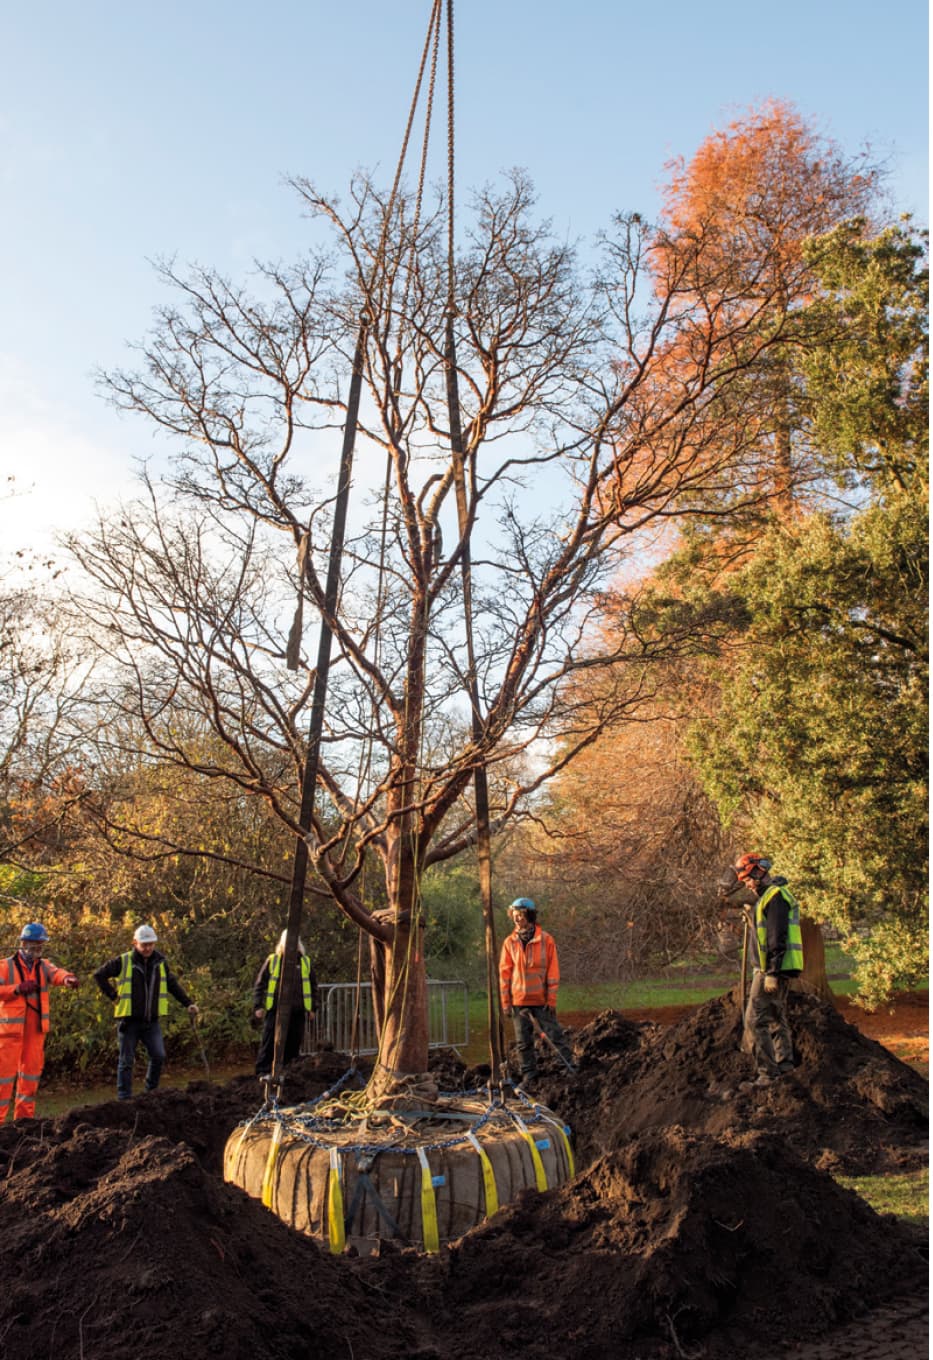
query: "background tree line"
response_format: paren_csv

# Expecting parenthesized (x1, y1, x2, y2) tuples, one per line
(0, 102, 926, 1074)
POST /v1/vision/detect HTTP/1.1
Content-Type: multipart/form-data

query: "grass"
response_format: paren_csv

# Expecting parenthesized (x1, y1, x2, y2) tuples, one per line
(836, 1168, 929, 1228)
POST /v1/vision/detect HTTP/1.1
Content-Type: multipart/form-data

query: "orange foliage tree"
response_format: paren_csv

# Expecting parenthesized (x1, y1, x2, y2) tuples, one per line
(538, 105, 883, 985)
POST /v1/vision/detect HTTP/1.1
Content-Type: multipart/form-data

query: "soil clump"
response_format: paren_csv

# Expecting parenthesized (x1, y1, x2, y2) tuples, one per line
(0, 993, 926, 1359)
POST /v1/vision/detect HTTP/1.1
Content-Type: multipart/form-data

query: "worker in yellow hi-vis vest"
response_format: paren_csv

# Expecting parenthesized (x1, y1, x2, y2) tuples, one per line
(94, 924, 198, 1100)
(253, 930, 318, 1079)
(732, 854, 805, 1091)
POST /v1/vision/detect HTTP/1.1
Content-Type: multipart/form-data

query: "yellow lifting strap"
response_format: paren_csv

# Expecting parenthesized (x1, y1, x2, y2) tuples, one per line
(261, 1120, 284, 1208)
(512, 1113, 548, 1192)
(327, 1146, 346, 1254)
(467, 1129, 499, 1218)
(539, 1113, 575, 1178)
(416, 1146, 441, 1253)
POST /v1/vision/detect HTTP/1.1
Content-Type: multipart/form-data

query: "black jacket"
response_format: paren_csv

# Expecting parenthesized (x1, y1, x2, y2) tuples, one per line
(94, 948, 194, 1022)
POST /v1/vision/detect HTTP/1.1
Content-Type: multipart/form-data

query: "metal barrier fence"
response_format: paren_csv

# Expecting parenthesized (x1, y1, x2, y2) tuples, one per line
(305, 979, 469, 1057)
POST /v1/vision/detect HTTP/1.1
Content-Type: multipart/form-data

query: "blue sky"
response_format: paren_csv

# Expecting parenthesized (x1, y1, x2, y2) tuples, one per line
(1, 0, 928, 557)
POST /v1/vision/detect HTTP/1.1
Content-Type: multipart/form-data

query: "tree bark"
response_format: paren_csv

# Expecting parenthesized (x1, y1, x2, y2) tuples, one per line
(791, 916, 833, 1001)
(369, 923, 430, 1099)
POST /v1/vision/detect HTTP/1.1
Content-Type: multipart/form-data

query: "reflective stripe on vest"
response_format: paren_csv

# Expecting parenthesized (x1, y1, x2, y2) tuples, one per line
(2, 955, 52, 1031)
(264, 955, 313, 1012)
(115, 952, 168, 1018)
(755, 885, 804, 974)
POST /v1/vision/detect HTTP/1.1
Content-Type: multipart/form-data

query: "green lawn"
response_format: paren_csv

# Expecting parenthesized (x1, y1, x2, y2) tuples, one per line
(837, 1168, 929, 1229)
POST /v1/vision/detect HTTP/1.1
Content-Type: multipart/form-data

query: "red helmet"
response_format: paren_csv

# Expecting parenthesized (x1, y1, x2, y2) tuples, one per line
(734, 853, 771, 885)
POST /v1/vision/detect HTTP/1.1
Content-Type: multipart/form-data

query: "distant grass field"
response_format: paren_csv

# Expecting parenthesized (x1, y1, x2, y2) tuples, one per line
(837, 1168, 929, 1229)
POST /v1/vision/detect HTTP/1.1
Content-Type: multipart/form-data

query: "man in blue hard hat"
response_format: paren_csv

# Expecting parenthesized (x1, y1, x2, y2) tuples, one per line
(499, 897, 576, 1088)
(0, 922, 79, 1121)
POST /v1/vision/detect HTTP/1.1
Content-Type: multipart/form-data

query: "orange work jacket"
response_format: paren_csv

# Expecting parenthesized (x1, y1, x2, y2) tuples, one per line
(0, 954, 72, 1036)
(499, 927, 560, 1010)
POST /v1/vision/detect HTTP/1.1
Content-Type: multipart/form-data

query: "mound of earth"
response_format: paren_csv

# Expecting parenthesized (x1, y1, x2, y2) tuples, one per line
(522, 992, 929, 1174)
(392, 1126, 925, 1360)
(0, 993, 926, 1360)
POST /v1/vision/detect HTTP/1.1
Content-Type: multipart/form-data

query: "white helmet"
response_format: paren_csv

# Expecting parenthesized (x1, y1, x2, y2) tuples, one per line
(133, 924, 158, 944)
(276, 930, 306, 956)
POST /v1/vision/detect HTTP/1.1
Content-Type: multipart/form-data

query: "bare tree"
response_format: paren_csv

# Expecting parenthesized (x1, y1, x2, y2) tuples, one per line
(69, 170, 803, 1092)
(0, 576, 93, 865)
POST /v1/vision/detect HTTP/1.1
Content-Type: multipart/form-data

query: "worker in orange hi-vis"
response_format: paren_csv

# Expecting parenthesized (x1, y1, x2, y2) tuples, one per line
(0, 922, 79, 1121)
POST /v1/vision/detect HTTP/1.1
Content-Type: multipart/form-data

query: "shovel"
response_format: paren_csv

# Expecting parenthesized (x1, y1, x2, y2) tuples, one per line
(189, 1012, 211, 1081)
(523, 1007, 577, 1075)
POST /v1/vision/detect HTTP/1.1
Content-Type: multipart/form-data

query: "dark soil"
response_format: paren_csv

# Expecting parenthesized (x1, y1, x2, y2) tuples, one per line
(0, 992, 926, 1360)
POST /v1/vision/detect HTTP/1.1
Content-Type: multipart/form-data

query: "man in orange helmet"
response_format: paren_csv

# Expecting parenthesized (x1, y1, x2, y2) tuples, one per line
(499, 897, 576, 1088)
(0, 922, 79, 1122)
(729, 854, 805, 1089)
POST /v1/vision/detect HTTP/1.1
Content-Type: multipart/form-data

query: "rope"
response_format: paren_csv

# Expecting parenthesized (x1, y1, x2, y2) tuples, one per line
(440, 0, 505, 1085)
(274, 0, 445, 1091)
(236, 1080, 573, 1161)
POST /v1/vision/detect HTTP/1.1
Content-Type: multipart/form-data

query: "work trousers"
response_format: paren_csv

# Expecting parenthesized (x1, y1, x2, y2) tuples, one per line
(0, 1007, 47, 1121)
(745, 971, 795, 1078)
(255, 1007, 307, 1075)
(511, 1005, 574, 1078)
(117, 1018, 166, 1099)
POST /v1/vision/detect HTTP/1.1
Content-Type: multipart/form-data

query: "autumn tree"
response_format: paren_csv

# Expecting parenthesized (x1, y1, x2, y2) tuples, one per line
(686, 220, 928, 1006)
(657, 98, 876, 523)
(66, 154, 809, 1094)
(536, 105, 893, 1000)
(0, 573, 94, 868)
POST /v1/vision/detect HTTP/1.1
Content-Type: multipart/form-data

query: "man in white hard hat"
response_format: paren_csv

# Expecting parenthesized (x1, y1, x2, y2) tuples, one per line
(93, 925, 199, 1100)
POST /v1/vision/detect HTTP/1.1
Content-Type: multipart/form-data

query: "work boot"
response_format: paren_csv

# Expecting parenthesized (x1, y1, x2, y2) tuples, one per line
(739, 1074, 773, 1091)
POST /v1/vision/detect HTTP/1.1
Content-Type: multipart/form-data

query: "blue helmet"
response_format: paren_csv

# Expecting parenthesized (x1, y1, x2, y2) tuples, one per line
(509, 897, 537, 914)
(20, 922, 49, 942)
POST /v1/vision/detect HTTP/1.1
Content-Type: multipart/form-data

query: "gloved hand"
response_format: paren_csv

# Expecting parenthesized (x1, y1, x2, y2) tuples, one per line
(17, 978, 39, 995)
(763, 974, 779, 994)
(63, 975, 79, 989)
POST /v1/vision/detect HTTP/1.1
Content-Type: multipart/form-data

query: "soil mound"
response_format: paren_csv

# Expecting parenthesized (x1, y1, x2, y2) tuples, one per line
(394, 1126, 925, 1360)
(526, 992, 928, 1174)
(0, 995, 926, 1360)
(0, 1122, 401, 1360)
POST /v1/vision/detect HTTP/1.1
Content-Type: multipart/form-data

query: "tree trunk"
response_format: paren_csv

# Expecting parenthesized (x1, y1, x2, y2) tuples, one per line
(368, 923, 430, 1100)
(791, 916, 833, 1001)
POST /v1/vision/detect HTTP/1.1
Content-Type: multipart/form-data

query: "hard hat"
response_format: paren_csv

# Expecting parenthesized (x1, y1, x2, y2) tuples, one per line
(509, 897, 537, 914)
(276, 930, 305, 956)
(19, 922, 49, 942)
(133, 924, 158, 944)
(734, 854, 771, 885)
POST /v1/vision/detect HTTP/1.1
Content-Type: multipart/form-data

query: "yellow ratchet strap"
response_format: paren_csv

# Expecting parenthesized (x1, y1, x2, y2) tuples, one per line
(513, 1113, 548, 1191)
(417, 1146, 441, 1254)
(540, 1113, 575, 1178)
(467, 1130, 499, 1218)
(327, 1146, 346, 1254)
(260, 1120, 284, 1208)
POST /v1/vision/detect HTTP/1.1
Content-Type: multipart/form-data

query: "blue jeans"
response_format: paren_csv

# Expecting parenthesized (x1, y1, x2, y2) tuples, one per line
(117, 1019, 166, 1099)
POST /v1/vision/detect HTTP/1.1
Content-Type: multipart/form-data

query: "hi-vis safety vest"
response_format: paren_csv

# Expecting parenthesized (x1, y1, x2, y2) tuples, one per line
(755, 885, 804, 975)
(264, 954, 314, 1013)
(115, 951, 168, 1018)
(499, 927, 560, 1009)
(0, 955, 58, 1034)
